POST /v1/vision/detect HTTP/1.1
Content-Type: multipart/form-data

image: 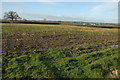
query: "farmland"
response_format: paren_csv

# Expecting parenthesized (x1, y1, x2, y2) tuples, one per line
(2, 23, 118, 53)
(2, 23, 119, 78)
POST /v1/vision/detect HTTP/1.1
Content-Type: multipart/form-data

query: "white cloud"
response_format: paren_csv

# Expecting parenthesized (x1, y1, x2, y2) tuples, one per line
(88, 2, 118, 23)
(0, 2, 2, 19)
(19, 13, 83, 21)
(56, 14, 64, 17)
(85, 16, 118, 23)
(90, 2, 118, 16)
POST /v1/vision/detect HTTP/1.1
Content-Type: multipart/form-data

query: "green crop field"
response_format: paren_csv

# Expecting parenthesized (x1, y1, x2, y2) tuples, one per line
(2, 23, 119, 79)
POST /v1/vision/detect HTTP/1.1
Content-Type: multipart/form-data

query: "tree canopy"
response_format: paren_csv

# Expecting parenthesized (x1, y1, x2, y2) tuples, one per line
(4, 11, 21, 21)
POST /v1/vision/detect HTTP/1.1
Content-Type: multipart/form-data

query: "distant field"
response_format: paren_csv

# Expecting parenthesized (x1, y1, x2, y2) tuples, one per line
(2, 23, 118, 53)
(2, 23, 119, 78)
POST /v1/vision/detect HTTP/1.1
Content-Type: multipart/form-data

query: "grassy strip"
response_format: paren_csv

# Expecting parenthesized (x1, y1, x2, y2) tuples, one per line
(2, 47, 119, 78)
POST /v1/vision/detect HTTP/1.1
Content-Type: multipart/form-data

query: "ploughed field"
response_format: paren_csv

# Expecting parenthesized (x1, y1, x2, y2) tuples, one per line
(2, 23, 119, 78)
(2, 23, 118, 53)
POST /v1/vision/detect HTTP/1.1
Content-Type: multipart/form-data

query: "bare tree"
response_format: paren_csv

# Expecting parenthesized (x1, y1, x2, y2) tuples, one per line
(4, 11, 21, 21)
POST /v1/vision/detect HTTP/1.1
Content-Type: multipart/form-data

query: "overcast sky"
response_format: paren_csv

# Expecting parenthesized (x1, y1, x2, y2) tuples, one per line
(2, 2, 118, 23)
